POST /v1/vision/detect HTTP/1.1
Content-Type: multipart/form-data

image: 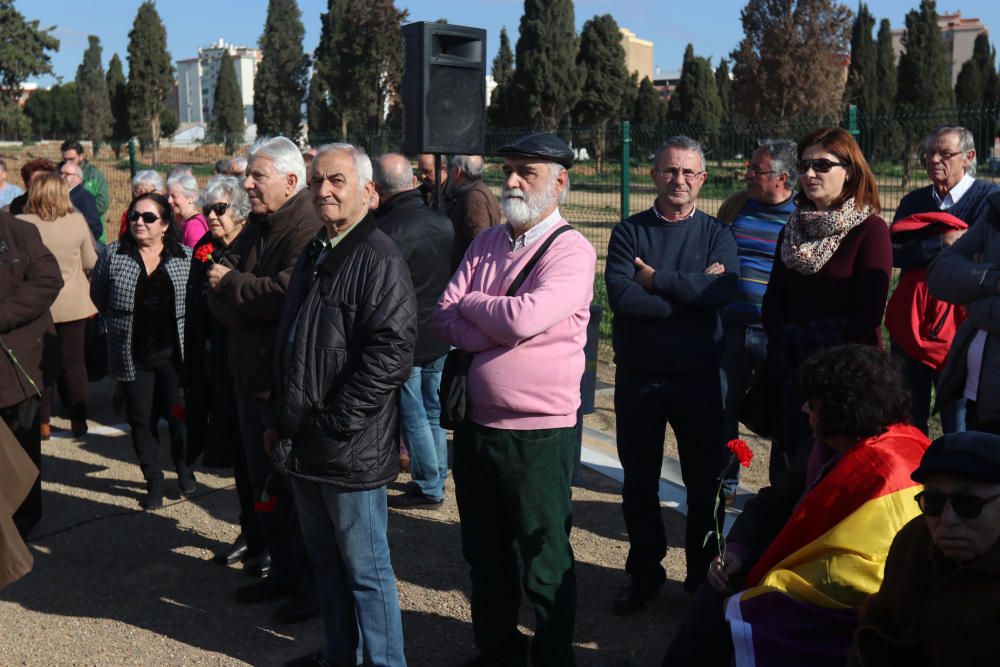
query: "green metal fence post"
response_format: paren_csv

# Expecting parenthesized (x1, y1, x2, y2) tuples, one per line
(848, 104, 859, 137)
(128, 138, 137, 178)
(620, 120, 631, 221)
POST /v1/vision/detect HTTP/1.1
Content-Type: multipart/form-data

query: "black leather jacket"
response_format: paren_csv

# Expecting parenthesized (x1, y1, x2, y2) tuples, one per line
(274, 213, 417, 489)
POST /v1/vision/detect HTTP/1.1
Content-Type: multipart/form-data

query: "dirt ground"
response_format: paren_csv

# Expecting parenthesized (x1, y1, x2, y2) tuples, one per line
(1, 377, 724, 666)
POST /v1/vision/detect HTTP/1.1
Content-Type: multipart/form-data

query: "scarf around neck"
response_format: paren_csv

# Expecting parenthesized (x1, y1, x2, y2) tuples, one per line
(780, 198, 871, 275)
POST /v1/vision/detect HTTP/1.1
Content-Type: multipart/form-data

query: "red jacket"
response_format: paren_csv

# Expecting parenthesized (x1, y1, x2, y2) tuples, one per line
(885, 212, 967, 371)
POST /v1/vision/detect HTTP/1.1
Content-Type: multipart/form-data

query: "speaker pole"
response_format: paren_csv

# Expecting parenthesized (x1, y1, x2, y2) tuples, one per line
(434, 153, 444, 212)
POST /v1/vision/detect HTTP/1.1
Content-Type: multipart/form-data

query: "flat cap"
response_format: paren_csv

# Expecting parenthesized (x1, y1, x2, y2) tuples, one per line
(497, 132, 574, 169)
(912, 431, 1000, 484)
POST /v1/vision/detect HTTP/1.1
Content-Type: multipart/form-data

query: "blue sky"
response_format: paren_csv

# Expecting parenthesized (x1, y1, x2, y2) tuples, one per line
(23, 0, 1000, 87)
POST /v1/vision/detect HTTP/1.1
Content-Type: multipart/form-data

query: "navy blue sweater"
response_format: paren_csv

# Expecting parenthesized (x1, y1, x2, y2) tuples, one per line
(606, 207, 739, 374)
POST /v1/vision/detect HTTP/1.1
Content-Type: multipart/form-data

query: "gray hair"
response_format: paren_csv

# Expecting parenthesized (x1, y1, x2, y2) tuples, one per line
(653, 136, 706, 172)
(131, 169, 163, 193)
(451, 154, 485, 180)
(61, 162, 83, 178)
(169, 164, 193, 179)
(926, 126, 977, 177)
(166, 171, 200, 200)
(214, 158, 231, 174)
(229, 156, 247, 174)
(248, 136, 307, 192)
(373, 153, 414, 196)
(313, 143, 373, 193)
(756, 138, 797, 190)
(202, 176, 251, 223)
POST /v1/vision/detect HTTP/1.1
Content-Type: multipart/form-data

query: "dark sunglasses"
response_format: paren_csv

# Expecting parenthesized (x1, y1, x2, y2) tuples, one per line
(796, 158, 848, 174)
(127, 211, 161, 224)
(915, 490, 1000, 519)
(202, 202, 229, 217)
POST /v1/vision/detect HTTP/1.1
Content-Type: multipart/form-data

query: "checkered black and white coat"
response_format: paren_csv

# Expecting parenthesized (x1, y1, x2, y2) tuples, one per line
(89, 240, 192, 382)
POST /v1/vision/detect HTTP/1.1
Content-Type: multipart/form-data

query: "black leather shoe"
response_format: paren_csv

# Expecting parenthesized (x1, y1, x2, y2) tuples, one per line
(212, 534, 248, 566)
(273, 590, 320, 624)
(612, 581, 662, 615)
(388, 490, 444, 510)
(233, 580, 294, 604)
(142, 478, 165, 510)
(177, 467, 197, 496)
(243, 551, 271, 578)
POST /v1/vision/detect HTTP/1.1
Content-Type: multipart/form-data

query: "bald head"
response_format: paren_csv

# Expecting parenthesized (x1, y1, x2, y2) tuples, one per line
(373, 153, 418, 199)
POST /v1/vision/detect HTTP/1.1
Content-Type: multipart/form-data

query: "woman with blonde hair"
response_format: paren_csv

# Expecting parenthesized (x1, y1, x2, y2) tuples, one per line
(17, 172, 99, 438)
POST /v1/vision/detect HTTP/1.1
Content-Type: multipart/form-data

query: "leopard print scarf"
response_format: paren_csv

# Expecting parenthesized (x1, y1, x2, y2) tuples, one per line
(780, 198, 871, 275)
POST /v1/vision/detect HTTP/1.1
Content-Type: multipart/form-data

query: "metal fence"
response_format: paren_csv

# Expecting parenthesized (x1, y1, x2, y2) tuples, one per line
(3, 108, 999, 359)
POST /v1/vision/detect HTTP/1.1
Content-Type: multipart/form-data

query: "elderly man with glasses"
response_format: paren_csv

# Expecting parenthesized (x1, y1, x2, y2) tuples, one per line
(851, 431, 1000, 666)
(605, 135, 738, 613)
(59, 161, 103, 245)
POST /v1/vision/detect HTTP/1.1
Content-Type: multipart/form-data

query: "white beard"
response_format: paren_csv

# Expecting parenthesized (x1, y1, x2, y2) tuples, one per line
(501, 184, 556, 229)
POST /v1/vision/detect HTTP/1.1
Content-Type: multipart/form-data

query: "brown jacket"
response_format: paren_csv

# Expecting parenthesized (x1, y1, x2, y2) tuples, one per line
(850, 515, 1000, 666)
(446, 179, 500, 265)
(206, 189, 322, 400)
(17, 212, 98, 323)
(0, 418, 36, 589)
(0, 211, 63, 409)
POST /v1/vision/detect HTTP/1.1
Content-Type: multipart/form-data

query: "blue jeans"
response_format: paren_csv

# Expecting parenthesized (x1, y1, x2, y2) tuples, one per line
(399, 354, 447, 500)
(720, 325, 769, 493)
(290, 478, 406, 667)
(890, 342, 965, 435)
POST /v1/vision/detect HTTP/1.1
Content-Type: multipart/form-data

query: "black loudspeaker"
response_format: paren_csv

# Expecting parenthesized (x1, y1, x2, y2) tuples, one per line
(401, 22, 486, 155)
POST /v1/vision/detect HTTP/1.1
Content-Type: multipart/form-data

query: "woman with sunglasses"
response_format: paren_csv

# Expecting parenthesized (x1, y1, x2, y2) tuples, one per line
(17, 172, 99, 439)
(851, 430, 1000, 666)
(184, 177, 266, 573)
(90, 193, 193, 509)
(760, 127, 891, 481)
(664, 344, 929, 667)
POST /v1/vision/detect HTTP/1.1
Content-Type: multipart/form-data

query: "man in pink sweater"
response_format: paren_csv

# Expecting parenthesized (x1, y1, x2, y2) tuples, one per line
(433, 133, 596, 666)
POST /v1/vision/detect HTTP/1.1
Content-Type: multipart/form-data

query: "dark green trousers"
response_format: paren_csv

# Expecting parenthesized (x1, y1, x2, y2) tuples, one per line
(453, 421, 577, 667)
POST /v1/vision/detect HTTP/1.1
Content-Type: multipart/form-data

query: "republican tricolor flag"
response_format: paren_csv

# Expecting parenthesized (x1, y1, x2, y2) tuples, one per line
(725, 423, 930, 667)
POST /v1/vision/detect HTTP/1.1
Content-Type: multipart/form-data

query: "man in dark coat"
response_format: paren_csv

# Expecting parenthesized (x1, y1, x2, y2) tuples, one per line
(58, 161, 103, 246)
(0, 210, 63, 537)
(373, 153, 455, 508)
(445, 154, 501, 266)
(274, 143, 417, 667)
(205, 136, 322, 623)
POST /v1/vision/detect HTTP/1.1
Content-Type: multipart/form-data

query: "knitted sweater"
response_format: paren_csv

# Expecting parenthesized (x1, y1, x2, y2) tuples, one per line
(433, 218, 597, 430)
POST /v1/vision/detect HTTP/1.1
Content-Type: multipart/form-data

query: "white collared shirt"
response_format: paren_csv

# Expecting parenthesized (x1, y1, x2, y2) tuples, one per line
(652, 199, 697, 223)
(931, 173, 975, 210)
(506, 207, 563, 251)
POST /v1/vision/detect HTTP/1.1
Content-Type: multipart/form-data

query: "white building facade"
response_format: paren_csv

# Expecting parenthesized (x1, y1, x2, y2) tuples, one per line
(176, 39, 260, 126)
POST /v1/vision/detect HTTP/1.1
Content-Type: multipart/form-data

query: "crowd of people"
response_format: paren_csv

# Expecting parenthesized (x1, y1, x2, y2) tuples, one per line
(0, 123, 999, 666)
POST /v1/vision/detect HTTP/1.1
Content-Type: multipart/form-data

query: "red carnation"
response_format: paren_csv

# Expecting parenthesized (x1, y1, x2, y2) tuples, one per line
(171, 404, 187, 421)
(194, 244, 215, 264)
(255, 493, 277, 513)
(727, 439, 753, 468)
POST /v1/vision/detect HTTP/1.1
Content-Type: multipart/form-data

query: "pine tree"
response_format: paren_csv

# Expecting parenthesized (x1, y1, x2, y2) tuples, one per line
(75, 35, 113, 155)
(715, 58, 732, 125)
(873, 18, 900, 162)
(574, 14, 630, 171)
(126, 1, 173, 164)
(254, 0, 309, 141)
(488, 27, 515, 127)
(106, 53, 129, 157)
(730, 0, 852, 123)
(0, 0, 60, 139)
(667, 45, 723, 153)
(208, 50, 246, 153)
(511, 0, 582, 130)
(846, 3, 877, 115)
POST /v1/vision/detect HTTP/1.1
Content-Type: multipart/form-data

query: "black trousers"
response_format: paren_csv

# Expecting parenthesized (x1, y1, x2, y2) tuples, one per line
(967, 400, 1000, 436)
(614, 367, 726, 592)
(41, 319, 88, 424)
(123, 347, 187, 481)
(1, 396, 42, 537)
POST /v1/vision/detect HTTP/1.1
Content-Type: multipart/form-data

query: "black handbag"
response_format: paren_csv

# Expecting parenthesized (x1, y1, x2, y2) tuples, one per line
(739, 357, 775, 438)
(84, 315, 108, 383)
(438, 225, 575, 430)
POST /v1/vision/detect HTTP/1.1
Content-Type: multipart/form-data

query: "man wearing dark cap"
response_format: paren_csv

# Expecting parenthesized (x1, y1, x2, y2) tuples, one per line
(606, 135, 739, 612)
(433, 132, 597, 666)
(851, 431, 1000, 666)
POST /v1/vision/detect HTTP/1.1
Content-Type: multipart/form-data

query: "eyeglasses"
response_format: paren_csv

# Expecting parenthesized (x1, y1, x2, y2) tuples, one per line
(656, 167, 704, 181)
(746, 165, 775, 177)
(128, 211, 161, 224)
(202, 202, 229, 217)
(915, 490, 1000, 519)
(796, 159, 848, 174)
(923, 150, 963, 161)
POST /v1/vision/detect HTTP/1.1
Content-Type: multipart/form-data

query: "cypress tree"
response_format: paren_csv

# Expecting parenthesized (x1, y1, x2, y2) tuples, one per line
(873, 18, 900, 162)
(632, 76, 665, 126)
(896, 0, 954, 114)
(955, 33, 999, 161)
(313, 0, 347, 139)
(126, 1, 173, 164)
(846, 3, 877, 114)
(511, 0, 582, 130)
(24, 83, 80, 139)
(574, 14, 629, 171)
(667, 44, 695, 120)
(254, 0, 309, 141)
(488, 27, 515, 127)
(75, 36, 113, 155)
(208, 50, 246, 153)
(715, 58, 732, 125)
(306, 69, 335, 141)
(106, 53, 129, 157)
(668, 45, 723, 152)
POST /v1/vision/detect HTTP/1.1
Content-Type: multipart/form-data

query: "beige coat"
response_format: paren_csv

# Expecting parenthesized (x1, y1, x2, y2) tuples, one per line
(17, 212, 98, 323)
